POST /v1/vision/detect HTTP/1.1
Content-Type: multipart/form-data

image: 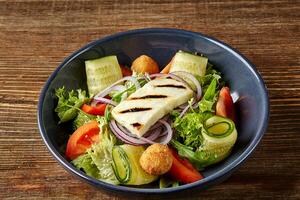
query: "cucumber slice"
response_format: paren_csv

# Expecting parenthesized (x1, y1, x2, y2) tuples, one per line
(199, 115, 237, 166)
(169, 51, 208, 77)
(85, 55, 122, 96)
(112, 145, 158, 185)
(205, 115, 235, 138)
(112, 146, 131, 183)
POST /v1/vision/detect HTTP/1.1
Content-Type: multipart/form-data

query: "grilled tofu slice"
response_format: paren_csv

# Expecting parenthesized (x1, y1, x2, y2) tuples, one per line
(111, 78, 194, 137)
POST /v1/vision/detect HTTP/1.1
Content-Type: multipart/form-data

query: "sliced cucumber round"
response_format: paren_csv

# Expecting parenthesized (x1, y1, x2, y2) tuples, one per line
(112, 146, 131, 183)
(112, 145, 158, 185)
(199, 115, 237, 166)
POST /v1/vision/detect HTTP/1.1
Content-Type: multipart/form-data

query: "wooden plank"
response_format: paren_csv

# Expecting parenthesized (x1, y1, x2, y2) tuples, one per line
(0, 0, 299, 199)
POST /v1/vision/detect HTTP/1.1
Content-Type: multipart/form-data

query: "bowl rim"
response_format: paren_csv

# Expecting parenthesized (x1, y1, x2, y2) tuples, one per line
(37, 28, 269, 194)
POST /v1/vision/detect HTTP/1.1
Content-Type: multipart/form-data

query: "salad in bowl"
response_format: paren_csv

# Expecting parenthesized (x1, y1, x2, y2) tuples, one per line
(53, 50, 238, 188)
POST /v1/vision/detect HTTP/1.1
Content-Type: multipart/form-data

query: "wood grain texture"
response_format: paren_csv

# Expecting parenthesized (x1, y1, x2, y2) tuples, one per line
(0, 0, 299, 199)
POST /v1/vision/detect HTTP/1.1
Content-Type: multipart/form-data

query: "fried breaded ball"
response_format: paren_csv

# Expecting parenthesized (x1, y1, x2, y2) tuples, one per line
(131, 55, 160, 74)
(139, 143, 173, 175)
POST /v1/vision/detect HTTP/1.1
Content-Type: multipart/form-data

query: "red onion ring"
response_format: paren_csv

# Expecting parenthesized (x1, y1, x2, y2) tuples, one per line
(109, 118, 173, 145)
(109, 120, 146, 145)
(156, 119, 173, 144)
(170, 71, 202, 100)
(91, 97, 117, 107)
(179, 104, 190, 118)
(178, 99, 199, 110)
(94, 76, 141, 99)
(149, 73, 192, 90)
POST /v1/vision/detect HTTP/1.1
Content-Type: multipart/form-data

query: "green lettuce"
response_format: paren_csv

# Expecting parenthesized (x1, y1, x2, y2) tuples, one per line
(54, 87, 89, 123)
(171, 139, 221, 170)
(73, 111, 96, 130)
(198, 78, 218, 113)
(71, 153, 100, 179)
(111, 74, 147, 103)
(71, 116, 119, 184)
(173, 112, 213, 150)
(197, 63, 222, 92)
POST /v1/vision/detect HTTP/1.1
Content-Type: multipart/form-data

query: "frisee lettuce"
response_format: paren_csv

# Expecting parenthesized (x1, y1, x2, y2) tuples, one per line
(73, 111, 96, 130)
(71, 153, 100, 179)
(173, 112, 213, 150)
(71, 116, 119, 185)
(54, 87, 89, 123)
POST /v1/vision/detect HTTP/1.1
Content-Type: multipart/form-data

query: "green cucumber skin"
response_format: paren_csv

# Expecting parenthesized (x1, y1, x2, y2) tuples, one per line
(112, 145, 158, 186)
(112, 146, 131, 184)
(85, 55, 122, 96)
(171, 115, 238, 169)
(199, 116, 237, 166)
(204, 116, 235, 138)
(170, 51, 208, 76)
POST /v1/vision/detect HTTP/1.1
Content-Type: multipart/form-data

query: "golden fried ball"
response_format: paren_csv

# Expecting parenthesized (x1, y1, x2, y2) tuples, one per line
(131, 55, 160, 74)
(139, 143, 173, 175)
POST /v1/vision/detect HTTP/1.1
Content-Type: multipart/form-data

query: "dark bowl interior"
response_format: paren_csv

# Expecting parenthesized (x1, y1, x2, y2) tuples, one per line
(38, 28, 269, 194)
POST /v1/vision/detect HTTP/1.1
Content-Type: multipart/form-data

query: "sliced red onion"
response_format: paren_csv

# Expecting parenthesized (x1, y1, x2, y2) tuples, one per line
(149, 73, 190, 89)
(116, 121, 162, 142)
(91, 97, 117, 107)
(109, 120, 146, 145)
(109, 118, 173, 145)
(179, 104, 190, 118)
(144, 127, 163, 141)
(146, 115, 170, 132)
(94, 76, 140, 99)
(156, 119, 173, 144)
(178, 98, 199, 110)
(170, 71, 202, 100)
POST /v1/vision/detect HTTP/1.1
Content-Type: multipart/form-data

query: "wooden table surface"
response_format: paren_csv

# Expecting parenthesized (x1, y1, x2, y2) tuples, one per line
(0, 0, 299, 199)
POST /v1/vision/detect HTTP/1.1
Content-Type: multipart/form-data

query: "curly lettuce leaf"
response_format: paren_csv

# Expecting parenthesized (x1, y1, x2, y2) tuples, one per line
(73, 111, 96, 130)
(197, 63, 222, 91)
(71, 153, 100, 179)
(173, 112, 212, 149)
(71, 116, 119, 184)
(54, 87, 89, 123)
(87, 116, 119, 184)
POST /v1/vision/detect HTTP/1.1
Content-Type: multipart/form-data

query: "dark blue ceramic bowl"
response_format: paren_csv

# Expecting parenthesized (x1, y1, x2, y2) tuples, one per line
(37, 28, 269, 194)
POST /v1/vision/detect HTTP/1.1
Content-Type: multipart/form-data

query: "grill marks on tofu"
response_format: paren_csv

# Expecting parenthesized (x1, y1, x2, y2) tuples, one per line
(111, 78, 194, 136)
(154, 84, 187, 89)
(128, 94, 168, 100)
(119, 107, 152, 114)
(131, 122, 143, 130)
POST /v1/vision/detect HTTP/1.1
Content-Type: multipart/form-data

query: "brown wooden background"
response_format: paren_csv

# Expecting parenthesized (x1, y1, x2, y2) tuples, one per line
(0, 0, 299, 199)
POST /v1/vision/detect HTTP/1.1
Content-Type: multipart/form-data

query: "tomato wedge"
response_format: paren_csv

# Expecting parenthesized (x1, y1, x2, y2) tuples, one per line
(168, 148, 203, 184)
(216, 87, 236, 123)
(81, 104, 106, 116)
(120, 64, 132, 76)
(161, 56, 174, 74)
(66, 120, 100, 160)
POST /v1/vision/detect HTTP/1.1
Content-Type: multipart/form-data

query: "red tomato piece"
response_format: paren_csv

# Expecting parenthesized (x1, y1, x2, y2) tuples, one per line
(65, 120, 100, 160)
(168, 148, 203, 184)
(81, 104, 106, 116)
(216, 87, 236, 123)
(120, 64, 132, 76)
